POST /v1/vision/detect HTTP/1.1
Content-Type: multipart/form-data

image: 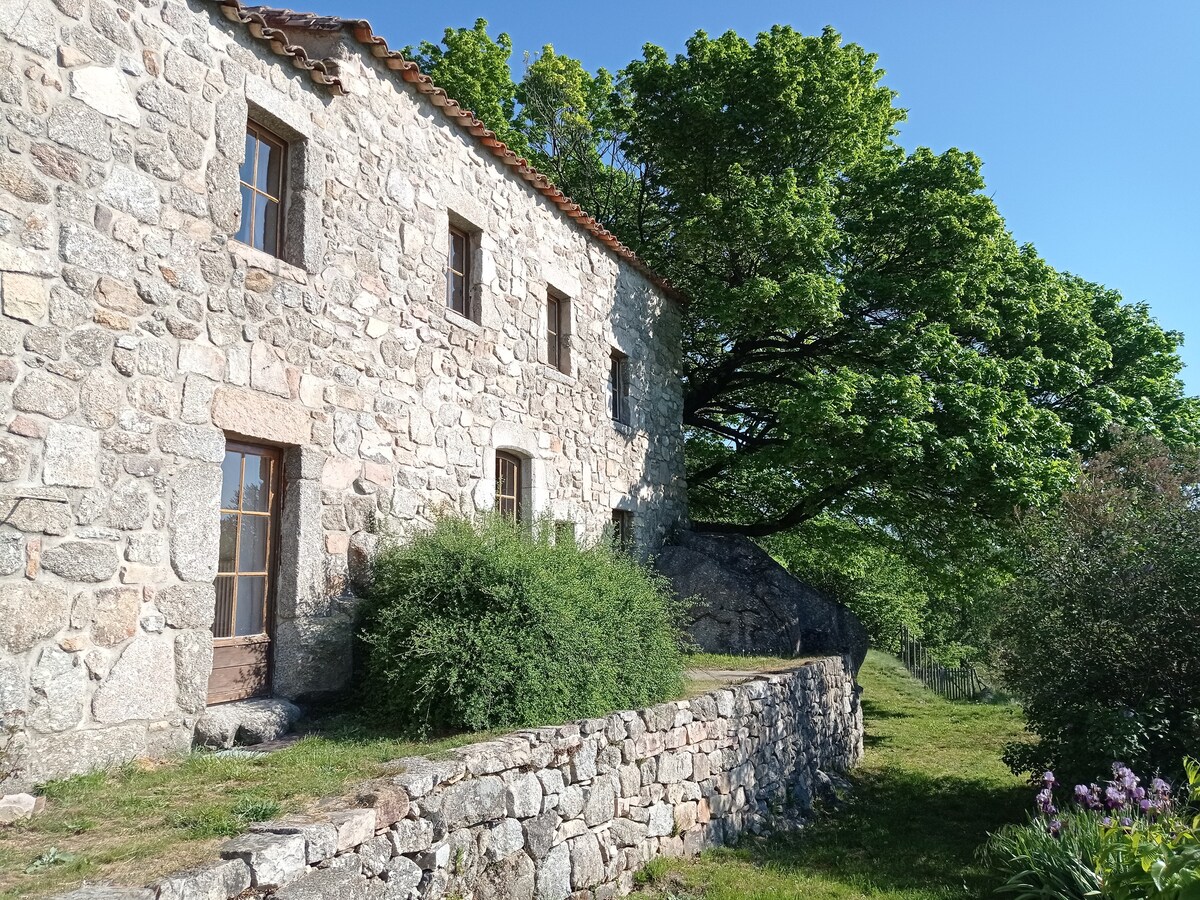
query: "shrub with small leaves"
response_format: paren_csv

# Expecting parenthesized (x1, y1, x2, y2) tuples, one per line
(358, 515, 686, 734)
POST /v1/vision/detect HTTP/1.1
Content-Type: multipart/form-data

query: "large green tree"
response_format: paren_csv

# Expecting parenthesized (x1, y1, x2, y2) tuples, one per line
(407, 23, 1200, 541)
(404, 20, 529, 157)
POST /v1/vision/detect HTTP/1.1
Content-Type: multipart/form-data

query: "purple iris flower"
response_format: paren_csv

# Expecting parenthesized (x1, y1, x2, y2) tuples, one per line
(1105, 785, 1126, 810)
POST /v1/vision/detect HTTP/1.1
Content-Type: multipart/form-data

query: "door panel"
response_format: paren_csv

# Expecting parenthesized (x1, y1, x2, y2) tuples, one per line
(209, 442, 281, 704)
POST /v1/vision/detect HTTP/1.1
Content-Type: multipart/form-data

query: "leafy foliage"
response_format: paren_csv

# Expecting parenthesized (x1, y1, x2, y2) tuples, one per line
(993, 434, 1200, 782)
(358, 516, 686, 734)
(404, 19, 529, 157)
(764, 515, 1012, 657)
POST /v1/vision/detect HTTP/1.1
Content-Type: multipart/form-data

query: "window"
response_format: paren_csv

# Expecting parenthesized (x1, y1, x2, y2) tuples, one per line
(547, 289, 569, 374)
(447, 225, 471, 317)
(610, 350, 630, 425)
(237, 122, 286, 256)
(611, 509, 633, 550)
(495, 451, 522, 522)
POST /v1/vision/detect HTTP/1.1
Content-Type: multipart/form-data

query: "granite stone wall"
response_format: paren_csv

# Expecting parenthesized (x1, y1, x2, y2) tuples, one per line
(53, 657, 863, 900)
(0, 0, 686, 783)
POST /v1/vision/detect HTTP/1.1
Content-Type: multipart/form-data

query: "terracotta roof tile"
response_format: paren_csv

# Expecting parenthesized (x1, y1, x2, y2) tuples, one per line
(211, 1, 682, 302)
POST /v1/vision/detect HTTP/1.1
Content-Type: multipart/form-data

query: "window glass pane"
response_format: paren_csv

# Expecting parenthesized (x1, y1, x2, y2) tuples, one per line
(221, 451, 243, 509)
(239, 515, 270, 572)
(257, 138, 280, 195)
(449, 230, 465, 272)
(448, 272, 466, 314)
(253, 193, 272, 252)
(547, 298, 559, 367)
(236, 184, 254, 246)
(240, 454, 271, 512)
(234, 576, 266, 636)
(219, 513, 238, 573)
(213, 576, 236, 638)
(240, 131, 257, 185)
(261, 197, 280, 255)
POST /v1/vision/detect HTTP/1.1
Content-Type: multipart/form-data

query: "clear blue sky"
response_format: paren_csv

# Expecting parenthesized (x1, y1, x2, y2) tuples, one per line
(308, 0, 1200, 393)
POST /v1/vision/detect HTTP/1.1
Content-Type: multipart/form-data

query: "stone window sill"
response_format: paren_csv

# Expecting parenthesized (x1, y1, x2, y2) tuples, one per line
(227, 240, 310, 284)
(612, 420, 635, 436)
(540, 365, 576, 386)
(445, 308, 484, 334)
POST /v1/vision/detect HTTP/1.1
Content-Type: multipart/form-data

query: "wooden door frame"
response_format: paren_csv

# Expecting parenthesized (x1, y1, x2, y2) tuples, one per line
(210, 439, 284, 704)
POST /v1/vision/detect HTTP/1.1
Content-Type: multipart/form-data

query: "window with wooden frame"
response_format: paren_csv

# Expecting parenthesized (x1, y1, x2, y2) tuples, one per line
(611, 509, 633, 550)
(610, 350, 630, 425)
(447, 225, 472, 318)
(547, 289, 569, 374)
(236, 121, 286, 257)
(495, 451, 523, 522)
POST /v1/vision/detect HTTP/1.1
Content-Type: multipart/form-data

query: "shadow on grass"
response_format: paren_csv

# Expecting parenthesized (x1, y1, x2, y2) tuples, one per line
(725, 770, 1027, 898)
(859, 700, 912, 721)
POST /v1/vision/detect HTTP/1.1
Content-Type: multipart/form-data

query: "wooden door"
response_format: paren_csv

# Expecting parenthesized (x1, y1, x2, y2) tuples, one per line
(209, 442, 281, 705)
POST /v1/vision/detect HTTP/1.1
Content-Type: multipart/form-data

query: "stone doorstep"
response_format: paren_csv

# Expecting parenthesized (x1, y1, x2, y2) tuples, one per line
(193, 698, 303, 750)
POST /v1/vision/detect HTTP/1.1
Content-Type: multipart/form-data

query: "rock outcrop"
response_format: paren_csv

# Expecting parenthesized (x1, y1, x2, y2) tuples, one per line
(657, 532, 869, 673)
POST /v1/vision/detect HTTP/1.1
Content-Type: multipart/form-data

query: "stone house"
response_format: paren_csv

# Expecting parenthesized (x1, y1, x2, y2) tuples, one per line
(0, 0, 687, 782)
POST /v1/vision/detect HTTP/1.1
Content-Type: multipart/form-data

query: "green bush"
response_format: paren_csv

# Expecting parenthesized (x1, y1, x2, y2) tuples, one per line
(993, 434, 1200, 782)
(357, 515, 686, 734)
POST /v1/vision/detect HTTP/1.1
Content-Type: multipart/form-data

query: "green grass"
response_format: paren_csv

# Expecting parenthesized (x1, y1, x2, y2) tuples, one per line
(638, 650, 1030, 900)
(0, 714, 489, 898)
(685, 653, 821, 672)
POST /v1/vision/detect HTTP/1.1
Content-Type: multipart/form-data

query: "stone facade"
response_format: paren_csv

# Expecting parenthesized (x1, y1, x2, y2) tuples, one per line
(53, 657, 864, 900)
(0, 0, 686, 782)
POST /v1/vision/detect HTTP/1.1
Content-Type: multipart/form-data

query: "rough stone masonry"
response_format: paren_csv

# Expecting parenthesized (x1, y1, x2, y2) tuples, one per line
(52, 657, 864, 900)
(0, 0, 687, 783)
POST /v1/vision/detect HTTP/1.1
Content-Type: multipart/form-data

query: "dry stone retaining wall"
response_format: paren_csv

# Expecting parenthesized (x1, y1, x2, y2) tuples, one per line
(54, 656, 863, 900)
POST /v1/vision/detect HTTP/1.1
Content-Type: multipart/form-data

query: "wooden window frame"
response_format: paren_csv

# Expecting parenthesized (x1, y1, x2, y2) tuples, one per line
(610, 350, 630, 425)
(547, 289, 569, 374)
(447, 225, 472, 318)
(495, 450, 523, 522)
(238, 121, 287, 258)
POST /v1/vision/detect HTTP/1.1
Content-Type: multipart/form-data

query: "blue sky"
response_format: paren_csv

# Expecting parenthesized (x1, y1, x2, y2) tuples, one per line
(309, 0, 1200, 392)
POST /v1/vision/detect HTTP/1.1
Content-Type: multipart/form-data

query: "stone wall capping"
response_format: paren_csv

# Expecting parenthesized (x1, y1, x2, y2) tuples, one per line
(47, 658, 860, 900)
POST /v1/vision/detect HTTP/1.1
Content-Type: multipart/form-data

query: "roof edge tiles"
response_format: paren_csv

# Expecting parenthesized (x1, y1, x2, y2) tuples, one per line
(211, 1, 683, 302)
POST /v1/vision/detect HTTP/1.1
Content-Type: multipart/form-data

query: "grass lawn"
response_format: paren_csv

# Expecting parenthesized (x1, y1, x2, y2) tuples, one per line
(0, 716, 491, 899)
(637, 650, 1031, 900)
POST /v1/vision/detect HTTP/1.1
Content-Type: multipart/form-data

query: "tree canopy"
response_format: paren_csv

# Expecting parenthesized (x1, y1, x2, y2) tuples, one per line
(407, 21, 1200, 543)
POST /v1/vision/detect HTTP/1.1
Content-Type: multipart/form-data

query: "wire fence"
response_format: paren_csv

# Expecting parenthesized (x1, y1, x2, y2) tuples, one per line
(898, 627, 988, 701)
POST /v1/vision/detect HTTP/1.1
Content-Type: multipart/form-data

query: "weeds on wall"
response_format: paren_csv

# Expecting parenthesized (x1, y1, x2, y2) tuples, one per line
(357, 514, 686, 734)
